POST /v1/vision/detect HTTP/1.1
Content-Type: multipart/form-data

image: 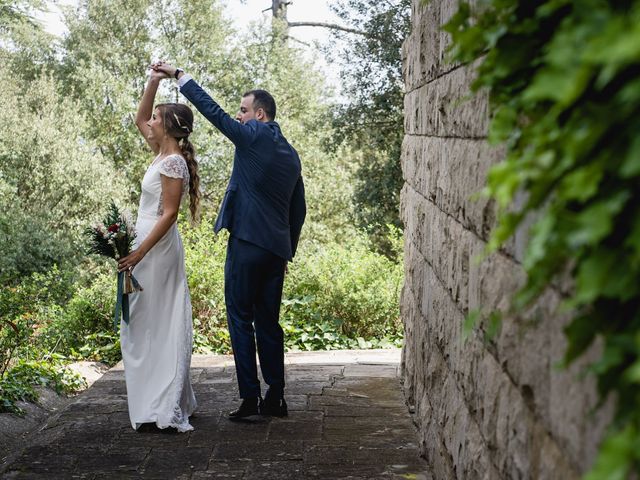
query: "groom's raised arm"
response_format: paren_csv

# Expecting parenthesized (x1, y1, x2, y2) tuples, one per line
(178, 75, 256, 149)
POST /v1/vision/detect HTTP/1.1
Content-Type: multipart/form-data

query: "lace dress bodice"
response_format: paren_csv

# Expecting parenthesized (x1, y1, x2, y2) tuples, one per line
(138, 154, 190, 217)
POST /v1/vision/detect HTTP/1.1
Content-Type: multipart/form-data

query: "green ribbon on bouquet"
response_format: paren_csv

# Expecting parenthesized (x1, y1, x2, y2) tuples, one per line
(113, 271, 143, 331)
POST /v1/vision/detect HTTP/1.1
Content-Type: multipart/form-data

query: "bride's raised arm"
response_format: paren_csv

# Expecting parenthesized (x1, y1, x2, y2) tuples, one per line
(135, 68, 168, 154)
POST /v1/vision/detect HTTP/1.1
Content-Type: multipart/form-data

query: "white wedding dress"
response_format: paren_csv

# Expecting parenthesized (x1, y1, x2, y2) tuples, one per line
(120, 153, 197, 432)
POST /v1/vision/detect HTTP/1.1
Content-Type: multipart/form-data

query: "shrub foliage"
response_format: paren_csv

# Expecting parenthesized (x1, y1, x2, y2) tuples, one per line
(182, 220, 403, 354)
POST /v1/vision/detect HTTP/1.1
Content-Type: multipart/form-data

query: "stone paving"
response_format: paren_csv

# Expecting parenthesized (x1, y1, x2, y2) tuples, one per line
(1, 349, 432, 479)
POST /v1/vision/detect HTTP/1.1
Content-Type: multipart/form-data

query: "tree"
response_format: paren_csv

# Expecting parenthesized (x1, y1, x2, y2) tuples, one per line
(60, 0, 153, 198)
(216, 19, 358, 243)
(149, 0, 239, 206)
(326, 0, 410, 256)
(0, 27, 124, 280)
(252, 0, 410, 254)
(57, 0, 354, 238)
(259, 0, 372, 38)
(0, 0, 58, 81)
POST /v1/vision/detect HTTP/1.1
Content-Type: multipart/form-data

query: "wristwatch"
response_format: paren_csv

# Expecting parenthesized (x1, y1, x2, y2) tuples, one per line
(174, 68, 184, 79)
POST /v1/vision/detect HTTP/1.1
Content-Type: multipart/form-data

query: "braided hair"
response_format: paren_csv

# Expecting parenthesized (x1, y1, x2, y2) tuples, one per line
(156, 103, 201, 222)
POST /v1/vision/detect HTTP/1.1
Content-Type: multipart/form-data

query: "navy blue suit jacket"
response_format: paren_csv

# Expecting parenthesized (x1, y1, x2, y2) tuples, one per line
(180, 79, 306, 261)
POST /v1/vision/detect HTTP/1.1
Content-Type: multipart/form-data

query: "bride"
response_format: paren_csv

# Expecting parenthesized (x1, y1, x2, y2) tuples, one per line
(117, 66, 200, 432)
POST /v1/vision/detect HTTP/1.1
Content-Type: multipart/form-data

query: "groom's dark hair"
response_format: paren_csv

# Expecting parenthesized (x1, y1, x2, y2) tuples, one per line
(244, 89, 276, 121)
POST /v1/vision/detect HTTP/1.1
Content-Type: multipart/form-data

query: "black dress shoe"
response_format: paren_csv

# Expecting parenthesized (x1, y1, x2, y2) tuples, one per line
(259, 395, 288, 417)
(228, 397, 260, 420)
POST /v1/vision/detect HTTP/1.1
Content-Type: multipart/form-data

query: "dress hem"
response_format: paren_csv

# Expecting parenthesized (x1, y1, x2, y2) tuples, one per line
(131, 408, 197, 433)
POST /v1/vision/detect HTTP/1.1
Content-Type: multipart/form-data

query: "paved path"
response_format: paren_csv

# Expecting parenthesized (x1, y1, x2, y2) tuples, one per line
(1, 349, 431, 479)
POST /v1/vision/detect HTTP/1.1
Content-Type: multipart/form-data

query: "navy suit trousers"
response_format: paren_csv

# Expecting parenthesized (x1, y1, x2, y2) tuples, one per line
(224, 235, 287, 399)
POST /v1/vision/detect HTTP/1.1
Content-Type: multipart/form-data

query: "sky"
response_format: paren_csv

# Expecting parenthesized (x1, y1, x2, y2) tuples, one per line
(36, 0, 344, 90)
(37, 0, 343, 39)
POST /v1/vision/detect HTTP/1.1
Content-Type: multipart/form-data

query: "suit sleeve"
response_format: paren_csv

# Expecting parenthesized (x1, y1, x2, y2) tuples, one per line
(180, 79, 256, 148)
(289, 176, 306, 258)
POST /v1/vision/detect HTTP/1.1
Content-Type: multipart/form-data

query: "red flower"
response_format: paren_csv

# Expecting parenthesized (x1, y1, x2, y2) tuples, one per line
(108, 223, 119, 233)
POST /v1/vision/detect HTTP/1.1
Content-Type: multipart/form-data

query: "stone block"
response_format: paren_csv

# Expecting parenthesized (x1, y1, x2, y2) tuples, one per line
(403, 0, 442, 91)
(303, 445, 420, 466)
(402, 186, 477, 313)
(403, 0, 463, 91)
(143, 447, 212, 475)
(193, 461, 246, 479)
(267, 417, 322, 441)
(404, 64, 489, 138)
(342, 364, 399, 377)
(401, 135, 502, 239)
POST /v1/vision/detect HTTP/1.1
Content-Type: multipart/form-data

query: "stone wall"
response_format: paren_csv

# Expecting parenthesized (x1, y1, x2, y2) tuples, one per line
(400, 1, 612, 478)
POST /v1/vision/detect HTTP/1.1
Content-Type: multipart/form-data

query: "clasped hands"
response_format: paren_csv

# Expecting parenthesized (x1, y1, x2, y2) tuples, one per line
(148, 61, 177, 80)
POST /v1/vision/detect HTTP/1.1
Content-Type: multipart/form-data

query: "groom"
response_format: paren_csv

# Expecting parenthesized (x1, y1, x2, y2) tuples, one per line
(154, 62, 306, 419)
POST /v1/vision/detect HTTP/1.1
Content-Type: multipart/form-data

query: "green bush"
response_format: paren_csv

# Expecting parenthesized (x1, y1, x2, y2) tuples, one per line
(39, 264, 121, 366)
(0, 359, 86, 415)
(0, 184, 73, 284)
(281, 301, 401, 352)
(181, 219, 403, 353)
(2, 210, 401, 406)
(0, 71, 127, 269)
(2, 217, 403, 377)
(181, 218, 229, 353)
(0, 267, 76, 373)
(283, 229, 403, 350)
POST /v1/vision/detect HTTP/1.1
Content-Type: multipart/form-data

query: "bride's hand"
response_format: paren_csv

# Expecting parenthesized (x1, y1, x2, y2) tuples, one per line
(118, 249, 145, 273)
(149, 67, 169, 81)
(151, 61, 177, 78)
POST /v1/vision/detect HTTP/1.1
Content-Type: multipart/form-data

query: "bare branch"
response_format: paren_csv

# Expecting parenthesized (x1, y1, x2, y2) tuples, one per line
(286, 36, 312, 48)
(287, 21, 377, 39)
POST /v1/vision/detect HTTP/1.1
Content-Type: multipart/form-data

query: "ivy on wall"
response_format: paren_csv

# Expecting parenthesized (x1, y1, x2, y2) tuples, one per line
(438, 0, 640, 476)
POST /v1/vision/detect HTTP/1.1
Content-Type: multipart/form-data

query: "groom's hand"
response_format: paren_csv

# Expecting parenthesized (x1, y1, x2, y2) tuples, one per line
(151, 61, 178, 79)
(149, 67, 169, 81)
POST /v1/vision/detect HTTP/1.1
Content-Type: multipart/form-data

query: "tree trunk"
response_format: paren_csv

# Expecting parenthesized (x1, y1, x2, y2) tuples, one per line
(267, 1, 371, 41)
(270, 0, 290, 37)
(272, 0, 289, 20)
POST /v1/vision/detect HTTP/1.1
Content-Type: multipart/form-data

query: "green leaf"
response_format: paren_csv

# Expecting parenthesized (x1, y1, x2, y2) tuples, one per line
(624, 360, 640, 384)
(487, 212, 524, 251)
(584, 425, 634, 480)
(463, 310, 481, 339)
(625, 212, 640, 268)
(488, 105, 518, 144)
(484, 311, 502, 341)
(522, 65, 592, 107)
(590, 341, 626, 377)
(619, 136, 640, 179)
(563, 313, 598, 365)
(535, 0, 572, 18)
(557, 162, 604, 202)
(567, 191, 630, 249)
(575, 249, 637, 304)
(584, 12, 640, 68)
(523, 213, 556, 271)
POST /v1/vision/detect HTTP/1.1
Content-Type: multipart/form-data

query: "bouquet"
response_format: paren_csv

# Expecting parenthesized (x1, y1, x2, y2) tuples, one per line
(87, 201, 143, 329)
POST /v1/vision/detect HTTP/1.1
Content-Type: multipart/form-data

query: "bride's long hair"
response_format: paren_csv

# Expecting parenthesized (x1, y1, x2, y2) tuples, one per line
(156, 103, 200, 222)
